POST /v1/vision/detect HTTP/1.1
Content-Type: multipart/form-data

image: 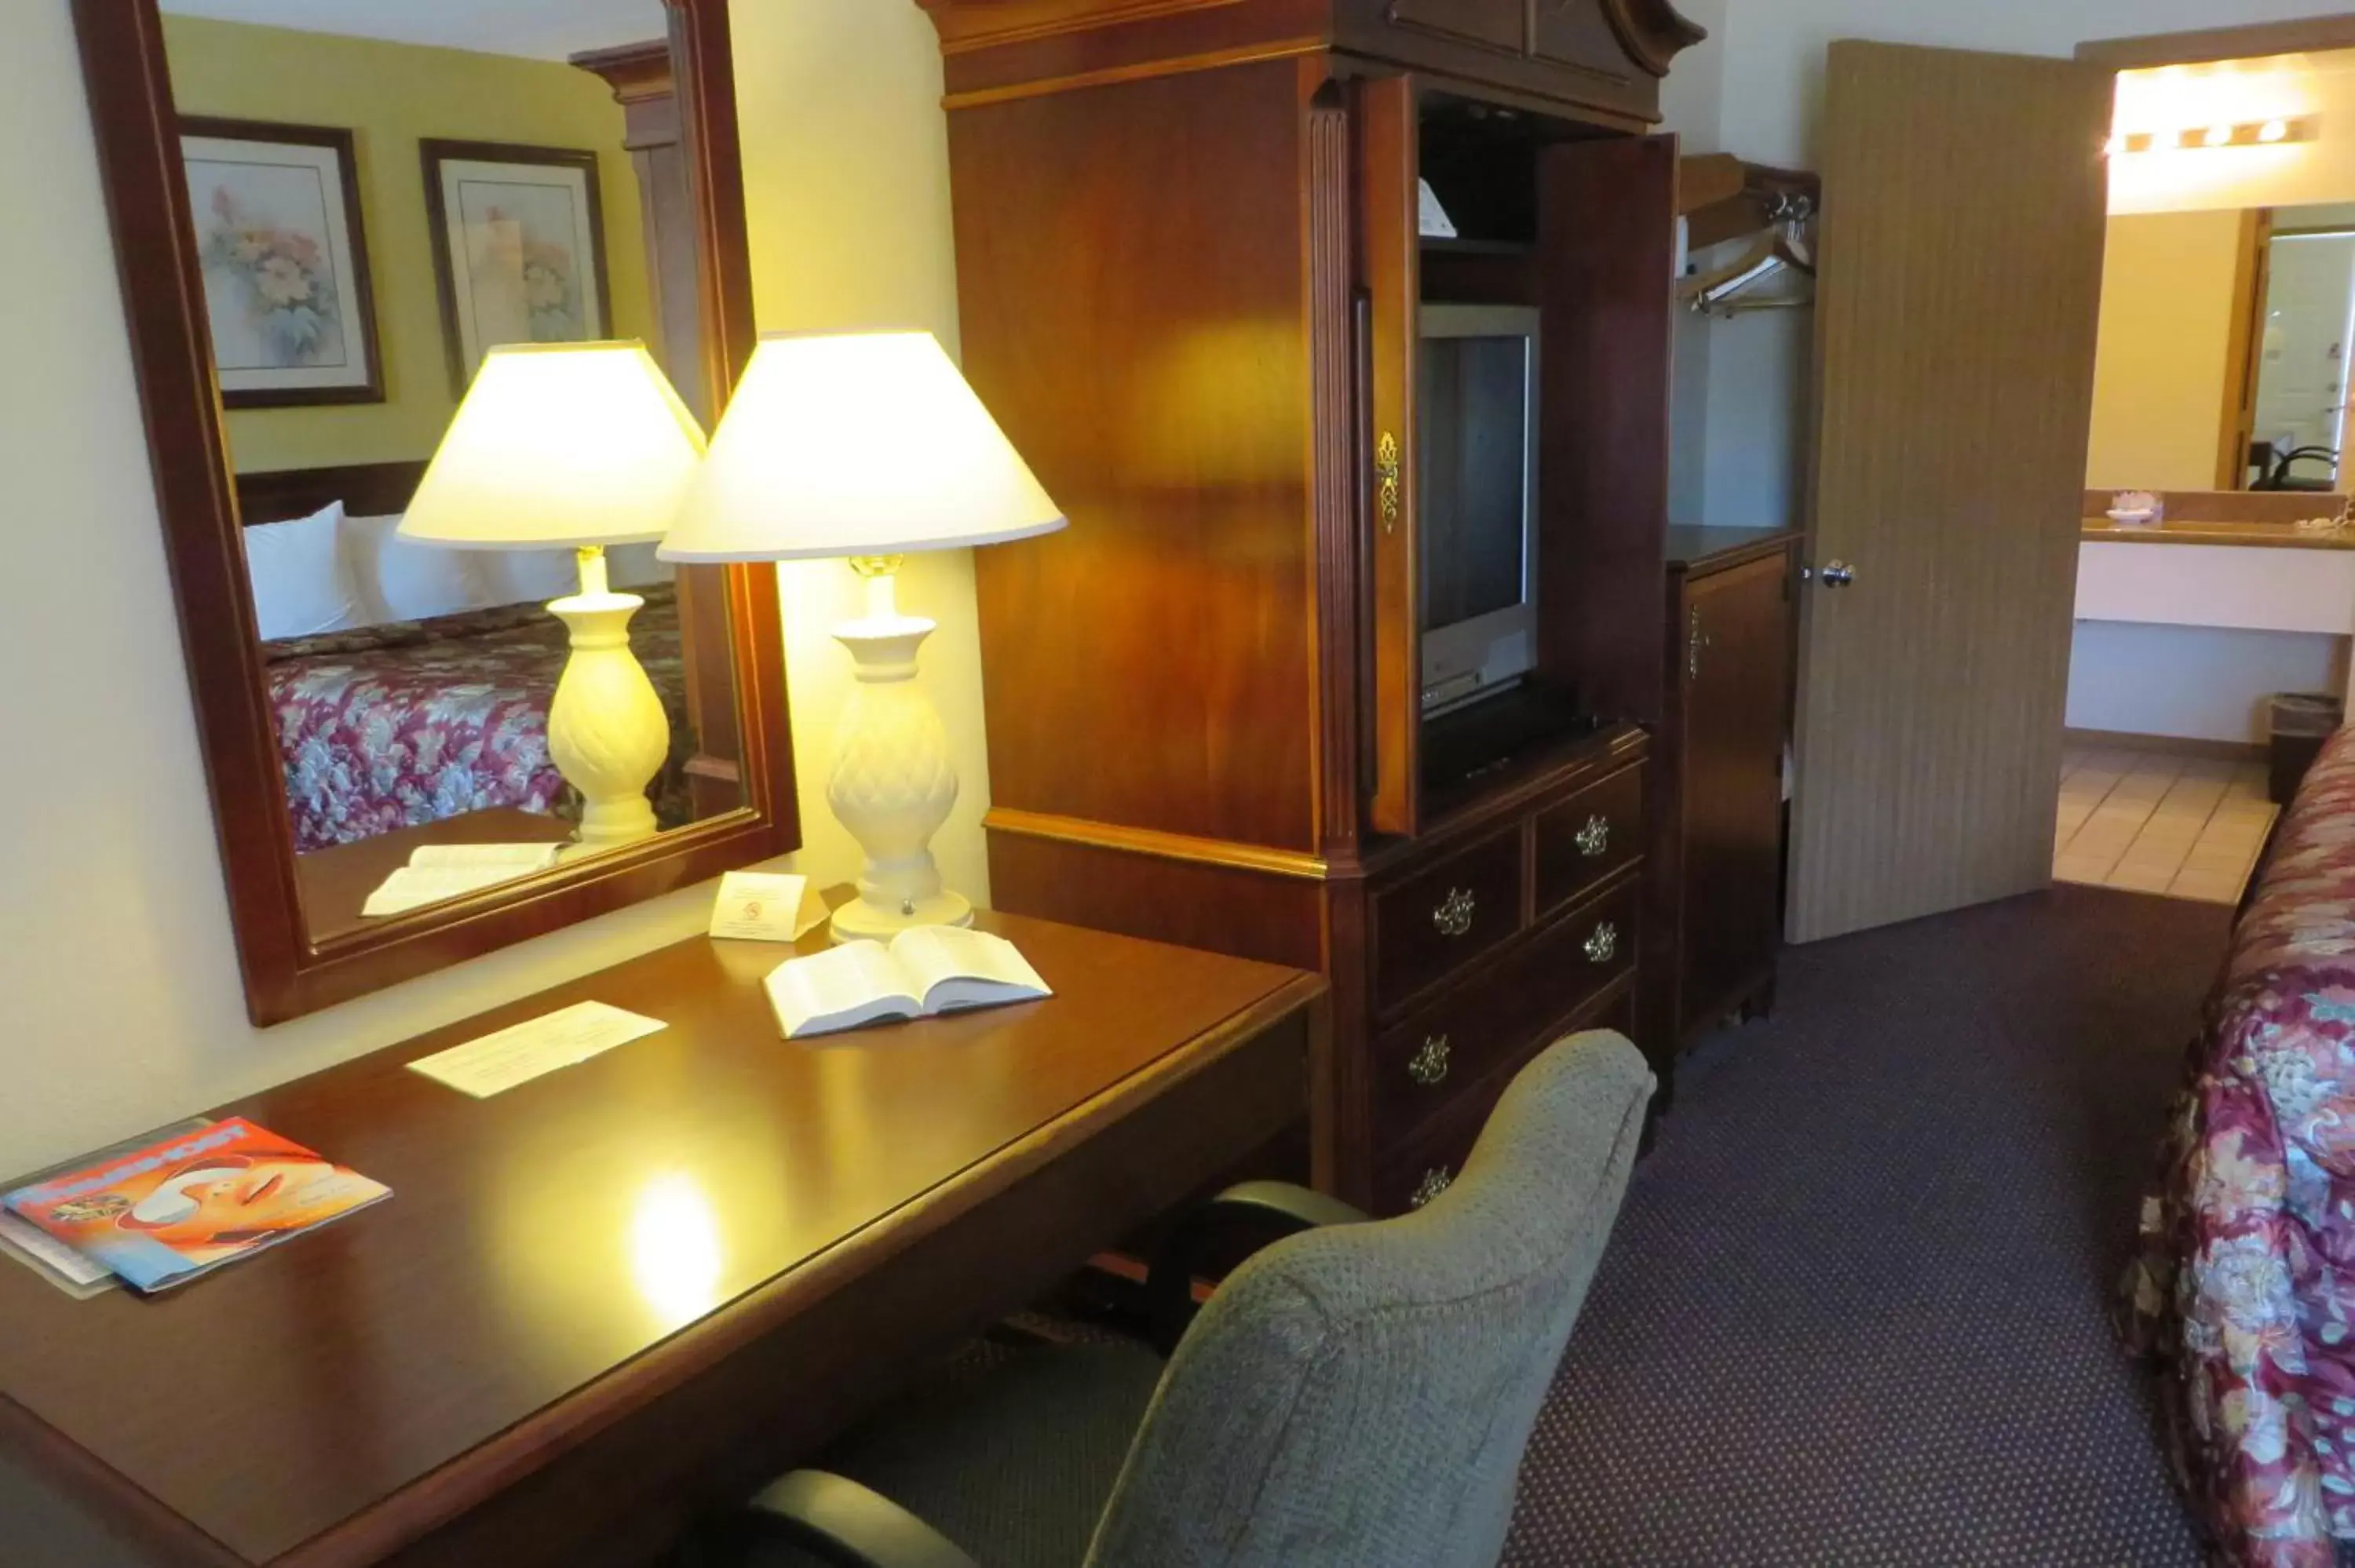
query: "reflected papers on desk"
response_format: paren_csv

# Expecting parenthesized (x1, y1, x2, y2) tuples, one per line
(363, 841, 566, 917)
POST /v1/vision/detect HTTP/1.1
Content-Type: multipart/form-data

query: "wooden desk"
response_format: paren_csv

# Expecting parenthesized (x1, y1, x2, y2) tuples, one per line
(0, 912, 1322, 1568)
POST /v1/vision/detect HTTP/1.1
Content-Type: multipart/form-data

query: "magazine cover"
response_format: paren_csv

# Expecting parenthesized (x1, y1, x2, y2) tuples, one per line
(2, 1118, 390, 1293)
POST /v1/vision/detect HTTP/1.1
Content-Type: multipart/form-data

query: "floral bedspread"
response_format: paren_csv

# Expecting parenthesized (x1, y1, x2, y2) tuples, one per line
(2126, 724, 2355, 1565)
(265, 587, 689, 851)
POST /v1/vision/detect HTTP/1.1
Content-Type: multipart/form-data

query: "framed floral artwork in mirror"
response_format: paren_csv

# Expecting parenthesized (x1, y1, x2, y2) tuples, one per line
(420, 139, 613, 395)
(179, 116, 383, 407)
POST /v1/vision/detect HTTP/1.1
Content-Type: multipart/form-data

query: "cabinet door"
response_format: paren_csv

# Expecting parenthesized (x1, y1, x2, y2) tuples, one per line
(1681, 552, 1790, 1030)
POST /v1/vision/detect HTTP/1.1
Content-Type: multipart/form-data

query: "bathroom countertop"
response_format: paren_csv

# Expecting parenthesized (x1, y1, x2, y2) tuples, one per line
(2080, 517, 2355, 550)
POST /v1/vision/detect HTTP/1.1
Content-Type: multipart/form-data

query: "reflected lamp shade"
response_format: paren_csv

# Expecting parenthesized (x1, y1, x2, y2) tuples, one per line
(659, 330, 1065, 563)
(399, 341, 706, 551)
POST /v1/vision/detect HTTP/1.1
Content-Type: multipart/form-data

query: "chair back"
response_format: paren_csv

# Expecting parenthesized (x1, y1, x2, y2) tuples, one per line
(1083, 1030, 1653, 1568)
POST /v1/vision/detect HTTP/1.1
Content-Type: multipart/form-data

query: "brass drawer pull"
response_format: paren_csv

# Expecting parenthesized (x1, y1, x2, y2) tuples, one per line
(1433, 887, 1476, 939)
(1410, 1166, 1455, 1209)
(1585, 921, 1620, 965)
(1407, 1034, 1451, 1086)
(1575, 814, 1612, 859)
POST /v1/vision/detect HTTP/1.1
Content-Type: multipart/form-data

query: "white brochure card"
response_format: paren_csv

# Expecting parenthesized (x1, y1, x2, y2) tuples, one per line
(407, 1001, 666, 1099)
(708, 871, 830, 943)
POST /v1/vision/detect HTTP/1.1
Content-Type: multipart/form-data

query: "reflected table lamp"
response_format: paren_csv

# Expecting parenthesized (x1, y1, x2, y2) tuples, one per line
(660, 329, 1064, 943)
(400, 341, 706, 850)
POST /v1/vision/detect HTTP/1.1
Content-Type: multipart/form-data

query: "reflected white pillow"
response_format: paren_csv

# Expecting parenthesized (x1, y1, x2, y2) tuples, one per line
(479, 548, 581, 608)
(343, 513, 486, 625)
(246, 501, 366, 640)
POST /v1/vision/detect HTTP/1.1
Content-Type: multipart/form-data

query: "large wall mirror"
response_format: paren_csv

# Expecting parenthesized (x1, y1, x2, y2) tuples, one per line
(2088, 199, 2355, 495)
(74, 0, 797, 1024)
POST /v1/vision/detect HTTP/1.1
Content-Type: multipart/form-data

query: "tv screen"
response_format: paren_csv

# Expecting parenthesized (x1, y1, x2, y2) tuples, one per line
(1418, 305, 1539, 713)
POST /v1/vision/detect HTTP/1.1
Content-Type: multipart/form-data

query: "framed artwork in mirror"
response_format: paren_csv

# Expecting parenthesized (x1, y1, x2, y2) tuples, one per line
(420, 139, 613, 395)
(178, 116, 382, 408)
(72, 0, 796, 1026)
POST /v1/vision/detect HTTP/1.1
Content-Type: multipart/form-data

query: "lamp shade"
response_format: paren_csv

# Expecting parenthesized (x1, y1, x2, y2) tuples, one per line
(399, 341, 706, 550)
(659, 330, 1065, 562)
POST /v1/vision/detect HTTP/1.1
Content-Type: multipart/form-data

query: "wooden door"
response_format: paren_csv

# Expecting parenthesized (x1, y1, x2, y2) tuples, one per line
(1786, 42, 2112, 944)
(1681, 554, 1791, 1026)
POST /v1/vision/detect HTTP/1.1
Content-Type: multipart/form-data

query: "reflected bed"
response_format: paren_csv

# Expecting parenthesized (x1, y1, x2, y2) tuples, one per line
(264, 584, 692, 851)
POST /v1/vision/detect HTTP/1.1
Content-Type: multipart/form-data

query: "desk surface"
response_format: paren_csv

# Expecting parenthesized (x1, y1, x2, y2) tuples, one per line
(0, 910, 1319, 1567)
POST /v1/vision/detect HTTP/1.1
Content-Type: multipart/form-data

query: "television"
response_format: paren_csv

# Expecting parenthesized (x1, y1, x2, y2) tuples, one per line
(1418, 304, 1540, 717)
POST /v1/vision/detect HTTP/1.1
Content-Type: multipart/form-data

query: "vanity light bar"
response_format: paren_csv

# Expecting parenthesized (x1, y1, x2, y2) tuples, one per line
(2104, 116, 2319, 156)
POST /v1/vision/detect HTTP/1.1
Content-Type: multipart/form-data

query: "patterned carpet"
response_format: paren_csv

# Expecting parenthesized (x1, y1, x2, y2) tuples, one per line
(1502, 884, 2229, 1566)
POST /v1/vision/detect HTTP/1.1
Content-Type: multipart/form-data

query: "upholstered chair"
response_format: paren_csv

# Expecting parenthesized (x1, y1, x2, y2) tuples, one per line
(700, 1028, 1654, 1568)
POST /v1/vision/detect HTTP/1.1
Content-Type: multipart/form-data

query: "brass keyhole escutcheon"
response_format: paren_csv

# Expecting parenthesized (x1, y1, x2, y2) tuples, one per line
(1376, 432, 1401, 534)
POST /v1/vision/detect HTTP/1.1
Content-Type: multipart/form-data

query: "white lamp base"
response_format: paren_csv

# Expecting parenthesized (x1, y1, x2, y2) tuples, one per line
(546, 547, 669, 851)
(827, 561, 971, 943)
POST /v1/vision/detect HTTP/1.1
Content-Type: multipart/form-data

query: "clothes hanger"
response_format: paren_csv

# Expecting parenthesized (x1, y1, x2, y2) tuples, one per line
(1681, 197, 1816, 315)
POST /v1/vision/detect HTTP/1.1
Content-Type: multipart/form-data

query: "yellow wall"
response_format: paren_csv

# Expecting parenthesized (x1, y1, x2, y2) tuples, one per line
(160, 14, 652, 475)
(2083, 210, 2247, 490)
(0, 0, 980, 1175)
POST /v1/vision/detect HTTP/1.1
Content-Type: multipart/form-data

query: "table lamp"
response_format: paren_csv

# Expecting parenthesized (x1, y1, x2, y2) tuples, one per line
(660, 329, 1064, 942)
(400, 341, 706, 849)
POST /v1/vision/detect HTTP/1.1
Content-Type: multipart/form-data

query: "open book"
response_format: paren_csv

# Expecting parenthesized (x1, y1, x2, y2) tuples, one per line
(363, 842, 564, 917)
(765, 927, 1052, 1039)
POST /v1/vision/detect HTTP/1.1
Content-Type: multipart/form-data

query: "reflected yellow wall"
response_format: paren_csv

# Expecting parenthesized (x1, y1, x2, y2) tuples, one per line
(2084, 210, 2247, 491)
(160, 15, 652, 475)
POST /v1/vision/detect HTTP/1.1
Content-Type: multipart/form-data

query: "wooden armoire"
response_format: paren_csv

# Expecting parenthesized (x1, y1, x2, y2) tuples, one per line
(922, 0, 1705, 1212)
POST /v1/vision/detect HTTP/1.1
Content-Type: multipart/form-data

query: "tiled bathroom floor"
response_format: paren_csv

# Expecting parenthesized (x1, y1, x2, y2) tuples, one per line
(2053, 748, 2277, 905)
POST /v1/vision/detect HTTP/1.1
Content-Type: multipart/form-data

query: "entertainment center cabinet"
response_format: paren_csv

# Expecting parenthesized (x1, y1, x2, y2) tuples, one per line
(922, 0, 1708, 1211)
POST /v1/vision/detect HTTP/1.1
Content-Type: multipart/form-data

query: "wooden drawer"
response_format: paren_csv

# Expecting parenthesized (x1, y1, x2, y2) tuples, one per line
(1532, 763, 1645, 921)
(1371, 827, 1524, 1016)
(1386, 0, 1524, 52)
(1372, 875, 1640, 1149)
(1374, 977, 1638, 1216)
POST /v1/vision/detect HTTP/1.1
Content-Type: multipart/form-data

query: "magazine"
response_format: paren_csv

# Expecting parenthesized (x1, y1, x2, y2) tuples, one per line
(2, 1118, 391, 1294)
(0, 1117, 215, 1298)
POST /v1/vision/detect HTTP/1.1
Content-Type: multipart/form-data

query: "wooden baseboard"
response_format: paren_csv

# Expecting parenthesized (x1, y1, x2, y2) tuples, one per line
(2064, 727, 2264, 763)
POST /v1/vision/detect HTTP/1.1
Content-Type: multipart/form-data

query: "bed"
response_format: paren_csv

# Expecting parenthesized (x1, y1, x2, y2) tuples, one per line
(2124, 724, 2355, 1566)
(263, 589, 694, 851)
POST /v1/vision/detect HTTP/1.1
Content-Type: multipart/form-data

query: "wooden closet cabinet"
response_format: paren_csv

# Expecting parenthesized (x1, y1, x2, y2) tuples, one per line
(921, 0, 1705, 1210)
(1655, 529, 1799, 1050)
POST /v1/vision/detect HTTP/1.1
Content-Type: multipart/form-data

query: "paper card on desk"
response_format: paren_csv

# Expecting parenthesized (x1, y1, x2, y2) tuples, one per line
(709, 871, 829, 943)
(408, 1001, 666, 1098)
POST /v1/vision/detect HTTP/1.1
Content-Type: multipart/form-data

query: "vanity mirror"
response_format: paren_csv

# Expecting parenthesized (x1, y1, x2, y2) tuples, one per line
(74, 0, 796, 1024)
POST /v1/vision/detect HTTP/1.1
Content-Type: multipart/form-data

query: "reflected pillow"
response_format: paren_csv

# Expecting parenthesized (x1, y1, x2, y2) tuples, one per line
(479, 548, 581, 608)
(344, 512, 486, 625)
(246, 501, 367, 640)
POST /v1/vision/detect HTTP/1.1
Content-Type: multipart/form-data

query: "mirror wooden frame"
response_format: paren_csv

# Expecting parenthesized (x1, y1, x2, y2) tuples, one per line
(71, 0, 798, 1026)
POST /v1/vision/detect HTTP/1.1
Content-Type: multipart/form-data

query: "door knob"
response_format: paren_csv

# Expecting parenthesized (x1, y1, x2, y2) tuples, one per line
(1818, 560, 1856, 588)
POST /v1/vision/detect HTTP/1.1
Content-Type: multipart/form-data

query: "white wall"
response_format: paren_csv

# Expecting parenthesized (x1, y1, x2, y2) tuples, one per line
(2068, 621, 2342, 742)
(0, 0, 977, 1175)
(1672, 0, 2354, 531)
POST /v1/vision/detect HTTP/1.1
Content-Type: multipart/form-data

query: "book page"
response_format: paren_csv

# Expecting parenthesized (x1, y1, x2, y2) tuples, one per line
(890, 927, 1052, 1014)
(765, 942, 922, 1038)
(408, 843, 564, 872)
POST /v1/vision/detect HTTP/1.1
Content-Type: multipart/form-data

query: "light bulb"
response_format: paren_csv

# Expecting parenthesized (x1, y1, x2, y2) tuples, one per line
(2152, 127, 2182, 151)
(2260, 119, 2291, 144)
(2203, 124, 2234, 148)
(2103, 133, 2127, 157)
